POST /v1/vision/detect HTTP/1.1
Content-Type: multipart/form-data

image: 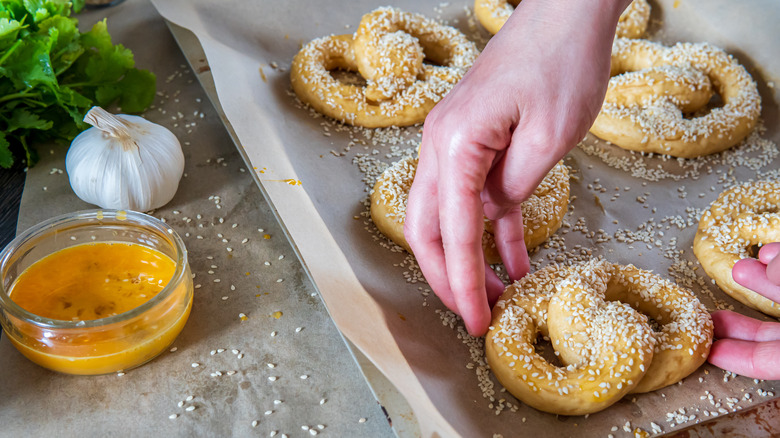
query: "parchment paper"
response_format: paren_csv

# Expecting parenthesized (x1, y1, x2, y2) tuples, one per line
(149, 0, 780, 436)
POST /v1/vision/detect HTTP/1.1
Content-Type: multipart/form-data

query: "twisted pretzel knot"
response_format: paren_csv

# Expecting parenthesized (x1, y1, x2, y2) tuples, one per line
(486, 260, 712, 415)
(695, 181, 780, 317)
(291, 7, 479, 128)
(590, 38, 761, 158)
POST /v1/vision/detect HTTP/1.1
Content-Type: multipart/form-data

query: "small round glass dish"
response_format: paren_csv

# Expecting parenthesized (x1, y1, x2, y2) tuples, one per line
(0, 209, 193, 375)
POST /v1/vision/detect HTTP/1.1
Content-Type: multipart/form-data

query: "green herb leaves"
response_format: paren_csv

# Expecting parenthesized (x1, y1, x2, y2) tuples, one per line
(0, 0, 155, 168)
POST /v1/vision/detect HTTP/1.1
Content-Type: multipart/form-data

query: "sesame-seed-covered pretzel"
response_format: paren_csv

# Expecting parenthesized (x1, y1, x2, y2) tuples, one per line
(694, 181, 780, 317)
(590, 38, 761, 158)
(290, 7, 479, 128)
(474, 0, 650, 38)
(369, 157, 569, 263)
(549, 260, 714, 394)
(486, 261, 713, 415)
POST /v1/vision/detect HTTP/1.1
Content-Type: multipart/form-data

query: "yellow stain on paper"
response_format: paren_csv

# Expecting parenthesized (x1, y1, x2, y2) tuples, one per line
(265, 179, 302, 186)
(259, 66, 267, 82)
(254, 167, 267, 174)
(271, 311, 283, 319)
(673, 0, 681, 8)
(263, 234, 271, 240)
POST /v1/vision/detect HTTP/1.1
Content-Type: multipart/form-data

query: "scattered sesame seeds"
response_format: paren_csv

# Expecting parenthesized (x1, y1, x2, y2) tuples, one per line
(169, 414, 178, 420)
(185, 406, 196, 412)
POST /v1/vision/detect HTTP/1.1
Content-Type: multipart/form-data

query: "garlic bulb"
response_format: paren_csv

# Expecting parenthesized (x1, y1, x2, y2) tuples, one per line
(66, 106, 185, 212)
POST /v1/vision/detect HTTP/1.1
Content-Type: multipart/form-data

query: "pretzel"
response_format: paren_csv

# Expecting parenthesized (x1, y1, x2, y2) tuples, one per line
(694, 181, 780, 317)
(370, 157, 569, 263)
(290, 7, 479, 128)
(486, 260, 713, 415)
(590, 38, 761, 158)
(549, 260, 713, 393)
(486, 263, 654, 415)
(474, 0, 649, 38)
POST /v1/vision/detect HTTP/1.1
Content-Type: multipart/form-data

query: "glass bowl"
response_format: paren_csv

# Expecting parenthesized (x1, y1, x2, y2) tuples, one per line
(0, 209, 193, 375)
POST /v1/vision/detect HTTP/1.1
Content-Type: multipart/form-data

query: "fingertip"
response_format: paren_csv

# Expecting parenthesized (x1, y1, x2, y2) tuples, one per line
(706, 338, 754, 377)
(759, 242, 780, 264)
(491, 208, 530, 281)
(706, 339, 730, 369)
(711, 310, 737, 339)
(485, 266, 506, 307)
(731, 258, 755, 286)
(506, 249, 531, 281)
(765, 246, 780, 285)
(465, 307, 491, 337)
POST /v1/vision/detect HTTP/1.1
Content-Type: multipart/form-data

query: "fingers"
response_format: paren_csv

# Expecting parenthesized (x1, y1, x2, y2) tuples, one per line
(482, 125, 566, 282)
(708, 311, 780, 379)
(490, 205, 530, 281)
(405, 141, 459, 313)
(732, 258, 780, 303)
(438, 147, 494, 336)
(712, 310, 780, 342)
(759, 242, 780, 285)
(707, 338, 780, 380)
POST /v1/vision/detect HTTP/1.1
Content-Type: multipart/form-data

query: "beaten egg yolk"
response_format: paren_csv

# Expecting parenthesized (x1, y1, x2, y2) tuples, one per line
(10, 242, 175, 321)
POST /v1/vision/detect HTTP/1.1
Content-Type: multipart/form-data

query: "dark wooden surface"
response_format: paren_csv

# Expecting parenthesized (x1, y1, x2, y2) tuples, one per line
(0, 166, 25, 248)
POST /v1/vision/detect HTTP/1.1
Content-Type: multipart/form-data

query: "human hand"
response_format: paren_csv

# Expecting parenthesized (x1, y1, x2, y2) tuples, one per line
(404, 0, 631, 336)
(708, 242, 780, 379)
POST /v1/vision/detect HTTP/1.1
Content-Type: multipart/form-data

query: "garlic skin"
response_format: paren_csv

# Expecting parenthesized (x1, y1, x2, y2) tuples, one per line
(66, 107, 185, 212)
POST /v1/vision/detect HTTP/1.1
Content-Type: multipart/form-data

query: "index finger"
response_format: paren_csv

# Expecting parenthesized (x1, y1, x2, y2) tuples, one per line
(439, 142, 496, 336)
(405, 139, 458, 313)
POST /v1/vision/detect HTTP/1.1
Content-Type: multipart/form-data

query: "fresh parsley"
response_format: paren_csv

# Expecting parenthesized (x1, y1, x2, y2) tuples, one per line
(0, 0, 156, 168)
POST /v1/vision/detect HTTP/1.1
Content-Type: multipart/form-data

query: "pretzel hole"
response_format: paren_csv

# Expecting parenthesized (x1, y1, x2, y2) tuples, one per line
(329, 68, 367, 87)
(746, 243, 761, 259)
(534, 334, 565, 367)
(416, 40, 455, 70)
(647, 317, 662, 332)
(685, 92, 725, 119)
